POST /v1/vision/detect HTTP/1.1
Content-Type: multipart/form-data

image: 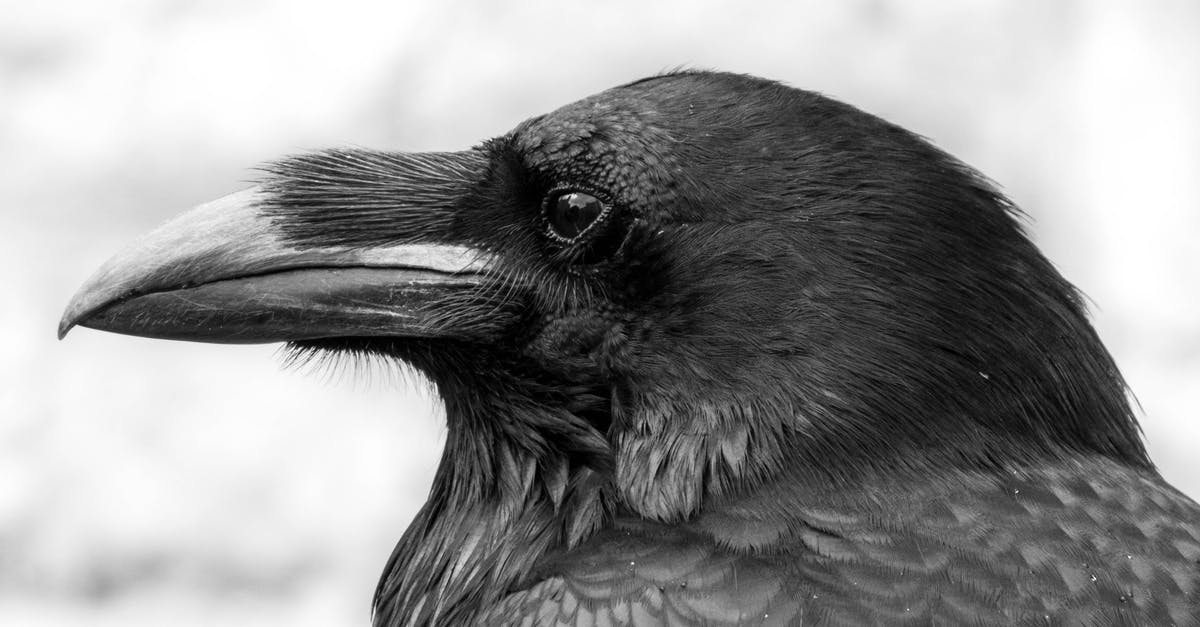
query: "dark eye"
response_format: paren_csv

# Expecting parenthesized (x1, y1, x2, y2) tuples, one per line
(545, 190, 608, 241)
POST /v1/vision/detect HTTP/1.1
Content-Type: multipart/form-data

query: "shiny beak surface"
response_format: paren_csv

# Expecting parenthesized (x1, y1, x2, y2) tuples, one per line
(59, 187, 494, 344)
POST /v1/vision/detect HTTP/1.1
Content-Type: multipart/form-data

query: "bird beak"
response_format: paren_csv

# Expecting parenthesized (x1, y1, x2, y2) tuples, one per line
(59, 184, 494, 344)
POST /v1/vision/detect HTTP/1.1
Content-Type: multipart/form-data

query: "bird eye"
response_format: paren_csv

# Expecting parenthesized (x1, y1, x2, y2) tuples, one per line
(545, 190, 609, 241)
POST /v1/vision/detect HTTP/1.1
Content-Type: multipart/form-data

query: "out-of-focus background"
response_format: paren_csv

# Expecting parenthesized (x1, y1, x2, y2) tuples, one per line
(3, 0, 1198, 624)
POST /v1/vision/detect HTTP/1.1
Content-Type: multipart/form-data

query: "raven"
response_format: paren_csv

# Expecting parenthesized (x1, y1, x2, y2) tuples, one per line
(61, 71, 1200, 625)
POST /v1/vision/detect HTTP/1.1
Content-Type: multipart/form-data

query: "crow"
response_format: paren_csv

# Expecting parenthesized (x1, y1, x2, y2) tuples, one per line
(61, 71, 1200, 625)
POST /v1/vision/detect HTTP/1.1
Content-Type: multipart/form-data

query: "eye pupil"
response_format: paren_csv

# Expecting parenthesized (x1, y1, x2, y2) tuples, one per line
(548, 191, 605, 240)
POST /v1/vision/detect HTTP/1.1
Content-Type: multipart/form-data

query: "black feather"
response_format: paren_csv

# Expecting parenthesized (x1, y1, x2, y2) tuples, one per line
(255, 71, 1195, 624)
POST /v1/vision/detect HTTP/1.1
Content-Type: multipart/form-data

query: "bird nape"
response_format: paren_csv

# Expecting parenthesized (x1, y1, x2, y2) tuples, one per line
(61, 71, 1200, 625)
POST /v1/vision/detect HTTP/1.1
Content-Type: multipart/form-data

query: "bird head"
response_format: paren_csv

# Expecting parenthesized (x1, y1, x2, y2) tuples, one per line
(60, 71, 1147, 524)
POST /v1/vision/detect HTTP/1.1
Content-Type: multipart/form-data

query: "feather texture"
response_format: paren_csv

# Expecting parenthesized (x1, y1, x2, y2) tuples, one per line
(65, 70, 1200, 625)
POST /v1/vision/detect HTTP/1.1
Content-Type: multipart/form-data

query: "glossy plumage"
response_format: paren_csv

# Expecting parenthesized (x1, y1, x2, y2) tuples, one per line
(497, 459, 1200, 624)
(61, 71, 1200, 625)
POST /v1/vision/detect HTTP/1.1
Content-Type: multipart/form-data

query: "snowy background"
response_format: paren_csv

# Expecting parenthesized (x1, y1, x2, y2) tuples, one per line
(3, 1, 1198, 624)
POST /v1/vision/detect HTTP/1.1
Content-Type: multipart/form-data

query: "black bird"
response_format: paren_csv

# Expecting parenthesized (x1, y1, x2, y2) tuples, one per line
(61, 71, 1200, 625)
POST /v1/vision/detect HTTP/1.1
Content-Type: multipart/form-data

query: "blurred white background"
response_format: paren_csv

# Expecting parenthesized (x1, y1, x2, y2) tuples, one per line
(3, 0, 1198, 624)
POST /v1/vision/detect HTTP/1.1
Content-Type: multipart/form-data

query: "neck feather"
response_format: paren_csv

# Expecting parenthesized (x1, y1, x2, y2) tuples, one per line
(372, 349, 611, 626)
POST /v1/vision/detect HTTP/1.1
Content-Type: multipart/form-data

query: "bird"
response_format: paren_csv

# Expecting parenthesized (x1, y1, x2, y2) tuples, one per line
(60, 70, 1200, 625)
